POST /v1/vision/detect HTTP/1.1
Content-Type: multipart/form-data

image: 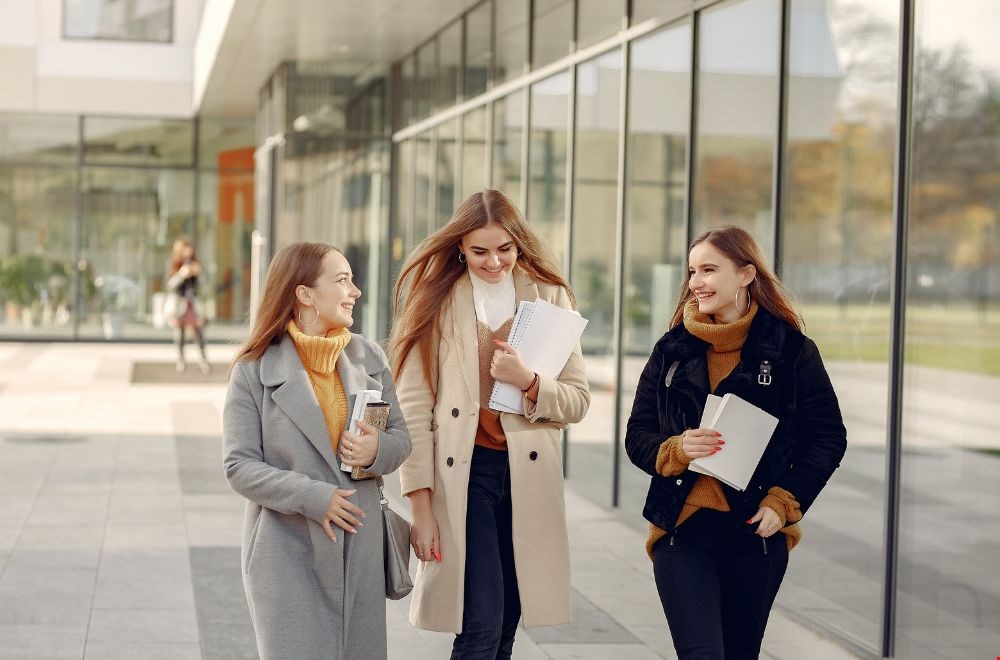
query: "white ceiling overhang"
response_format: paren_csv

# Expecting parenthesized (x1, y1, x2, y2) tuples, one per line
(194, 0, 481, 118)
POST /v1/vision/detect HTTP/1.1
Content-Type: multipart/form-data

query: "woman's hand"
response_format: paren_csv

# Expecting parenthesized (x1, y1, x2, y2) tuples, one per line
(322, 488, 366, 541)
(748, 505, 782, 538)
(490, 340, 534, 390)
(680, 428, 724, 459)
(408, 488, 442, 563)
(340, 419, 380, 468)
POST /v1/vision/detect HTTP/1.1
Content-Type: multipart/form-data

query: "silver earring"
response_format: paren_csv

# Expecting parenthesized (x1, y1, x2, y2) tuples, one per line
(458, 251, 466, 263)
(298, 305, 318, 327)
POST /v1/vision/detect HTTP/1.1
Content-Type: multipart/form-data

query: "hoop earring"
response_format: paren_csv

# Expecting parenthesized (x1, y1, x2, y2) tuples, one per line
(736, 287, 750, 317)
(297, 305, 318, 328)
(458, 251, 466, 263)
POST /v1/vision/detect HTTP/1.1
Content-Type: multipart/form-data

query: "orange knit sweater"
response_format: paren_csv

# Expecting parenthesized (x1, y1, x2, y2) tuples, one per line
(645, 299, 802, 557)
(288, 320, 351, 456)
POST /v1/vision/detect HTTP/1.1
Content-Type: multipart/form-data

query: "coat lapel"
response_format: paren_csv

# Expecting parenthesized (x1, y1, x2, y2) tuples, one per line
(262, 335, 346, 483)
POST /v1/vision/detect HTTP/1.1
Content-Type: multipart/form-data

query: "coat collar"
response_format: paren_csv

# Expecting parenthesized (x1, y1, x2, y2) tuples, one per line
(260, 331, 375, 481)
(450, 268, 538, 403)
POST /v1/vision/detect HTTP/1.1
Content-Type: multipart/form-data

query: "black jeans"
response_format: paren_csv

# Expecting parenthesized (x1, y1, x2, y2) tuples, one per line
(652, 508, 788, 660)
(451, 445, 521, 660)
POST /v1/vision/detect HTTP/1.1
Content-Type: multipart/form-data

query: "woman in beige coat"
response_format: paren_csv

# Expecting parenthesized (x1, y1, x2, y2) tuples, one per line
(390, 189, 590, 659)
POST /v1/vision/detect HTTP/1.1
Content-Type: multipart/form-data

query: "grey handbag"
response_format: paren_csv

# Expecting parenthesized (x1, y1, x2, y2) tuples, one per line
(377, 476, 413, 600)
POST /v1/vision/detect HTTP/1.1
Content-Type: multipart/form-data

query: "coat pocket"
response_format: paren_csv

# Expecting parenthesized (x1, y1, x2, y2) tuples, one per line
(243, 508, 263, 574)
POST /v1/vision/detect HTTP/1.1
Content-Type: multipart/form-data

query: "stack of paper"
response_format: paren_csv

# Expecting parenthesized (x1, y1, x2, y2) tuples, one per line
(488, 298, 588, 415)
(688, 393, 778, 491)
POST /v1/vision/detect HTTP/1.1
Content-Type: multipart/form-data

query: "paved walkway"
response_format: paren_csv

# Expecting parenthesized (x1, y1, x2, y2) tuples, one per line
(0, 342, 862, 660)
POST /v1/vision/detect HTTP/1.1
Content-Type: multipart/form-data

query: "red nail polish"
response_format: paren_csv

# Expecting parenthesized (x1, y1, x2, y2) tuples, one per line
(717, 440, 725, 445)
(746, 519, 753, 524)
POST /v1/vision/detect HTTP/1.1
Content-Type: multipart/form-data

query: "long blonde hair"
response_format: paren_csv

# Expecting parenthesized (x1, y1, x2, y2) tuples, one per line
(233, 242, 341, 365)
(390, 189, 574, 391)
(670, 226, 803, 331)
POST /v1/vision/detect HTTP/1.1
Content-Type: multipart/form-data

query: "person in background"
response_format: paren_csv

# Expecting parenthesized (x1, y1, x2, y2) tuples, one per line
(390, 189, 590, 659)
(165, 237, 209, 373)
(223, 241, 411, 660)
(625, 225, 847, 660)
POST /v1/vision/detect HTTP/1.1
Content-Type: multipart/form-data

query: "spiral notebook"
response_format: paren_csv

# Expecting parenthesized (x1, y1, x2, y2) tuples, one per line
(488, 298, 588, 415)
(688, 393, 778, 491)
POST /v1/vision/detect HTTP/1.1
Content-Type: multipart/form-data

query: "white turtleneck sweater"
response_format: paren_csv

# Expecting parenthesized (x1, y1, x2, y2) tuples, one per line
(469, 269, 516, 331)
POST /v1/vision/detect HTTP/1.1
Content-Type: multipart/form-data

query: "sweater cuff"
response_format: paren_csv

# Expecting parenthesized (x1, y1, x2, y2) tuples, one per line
(655, 435, 690, 477)
(759, 486, 802, 528)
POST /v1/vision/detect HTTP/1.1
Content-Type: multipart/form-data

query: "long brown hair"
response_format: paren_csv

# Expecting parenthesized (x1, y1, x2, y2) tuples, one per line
(170, 236, 196, 274)
(233, 241, 341, 364)
(390, 188, 574, 390)
(669, 226, 803, 331)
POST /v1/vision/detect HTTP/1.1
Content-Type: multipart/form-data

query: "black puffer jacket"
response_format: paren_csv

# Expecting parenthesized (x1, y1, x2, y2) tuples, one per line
(625, 307, 847, 532)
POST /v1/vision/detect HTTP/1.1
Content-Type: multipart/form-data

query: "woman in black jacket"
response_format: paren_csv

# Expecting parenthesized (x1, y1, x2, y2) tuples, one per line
(625, 226, 846, 660)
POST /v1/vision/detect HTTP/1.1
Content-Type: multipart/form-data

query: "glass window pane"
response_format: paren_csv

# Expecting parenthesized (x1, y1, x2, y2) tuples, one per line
(461, 108, 488, 199)
(899, 1, 1000, 657)
(577, 0, 625, 50)
(84, 116, 194, 168)
(199, 117, 255, 170)
(778, 0, 899, 650)
(435, 121, 457, 227)
(0, 166, 77, 339)
(692, 0, 779, 251)
(436, 20, 462, 111)
(198, 168, 253, 328)
(465, 1, 492, 98)
(393, 139, 414, 278)
(413, 132, 433, 245)
(496, 0, 529, 84)
(401, 55, 416, 127)
(416, 40, 436, 121)
(527, 71, 570, 267)
(619, 19, 692, 517)
(532, 0, 573, 71)
(492, 92, 524, 206)
(63, 0, 172, 42)
(0, 114, 79, 166)
(567, 50, 622, 504)
(632, 0, 691, 25)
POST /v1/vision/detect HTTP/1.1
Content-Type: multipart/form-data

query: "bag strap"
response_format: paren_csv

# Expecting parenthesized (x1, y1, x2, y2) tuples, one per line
(376, 476, 389, 511)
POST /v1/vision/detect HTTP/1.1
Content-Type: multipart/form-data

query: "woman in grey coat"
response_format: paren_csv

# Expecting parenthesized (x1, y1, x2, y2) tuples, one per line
(223, 241, 411, 660)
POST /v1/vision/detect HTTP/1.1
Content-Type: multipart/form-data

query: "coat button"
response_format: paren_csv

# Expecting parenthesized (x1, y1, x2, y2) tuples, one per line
(451, 408, 459, 417)
(675, 478, 683, 486)
(529, 451, 538, 461)
(446, 457, 454, 467)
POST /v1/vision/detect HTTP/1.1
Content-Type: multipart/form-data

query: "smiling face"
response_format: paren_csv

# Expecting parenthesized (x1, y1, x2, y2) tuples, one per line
(295, 250, 361, 335)
(459, 224, 518, 283)
(687, 241, 756, 324)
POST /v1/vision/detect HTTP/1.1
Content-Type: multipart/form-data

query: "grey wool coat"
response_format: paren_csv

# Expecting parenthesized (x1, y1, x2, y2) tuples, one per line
(223, 331, 411, 660)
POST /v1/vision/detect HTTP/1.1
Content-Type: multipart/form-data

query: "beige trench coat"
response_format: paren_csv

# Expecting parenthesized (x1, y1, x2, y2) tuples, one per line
(397, 268, 590, 633)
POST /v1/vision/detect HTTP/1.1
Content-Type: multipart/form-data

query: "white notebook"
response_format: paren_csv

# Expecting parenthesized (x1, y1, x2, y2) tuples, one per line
(342, 389, 383, 472)
(488, 298, 588, 415)
(688, 393, 778, 491)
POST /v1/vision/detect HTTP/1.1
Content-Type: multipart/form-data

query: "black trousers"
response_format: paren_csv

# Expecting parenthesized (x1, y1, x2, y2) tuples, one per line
(652, 508, 788, 660)
(451, 445, 521, 660)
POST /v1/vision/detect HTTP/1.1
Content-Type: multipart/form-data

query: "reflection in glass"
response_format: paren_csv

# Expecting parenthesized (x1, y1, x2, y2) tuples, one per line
(437, 20, 462, 111)
(898, 1, 1000, 656)
(567, 50, 622, 503)
(462, 108, 488, 199)
(778, 0, 898, 650)
(465, 1, 492, 98)
(492, 92, 524, 207)
(436, 121, 458, 227)
(0, 166, 77, 338)
(532, 0, 573, 70)
(84, 116, 194, 167)
(619, 19, 691, 520)
(692, 0, 779, 249)
(0, 114, 79, 165)
(495, 0, 529, 84)
(527, 72, 570, 267)
(577, 0, 625, 50)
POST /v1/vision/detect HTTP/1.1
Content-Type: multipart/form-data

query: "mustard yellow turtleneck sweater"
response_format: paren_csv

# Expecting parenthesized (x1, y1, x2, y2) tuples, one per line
(646, 298, 803, 557)
(287, 320, 352, 456)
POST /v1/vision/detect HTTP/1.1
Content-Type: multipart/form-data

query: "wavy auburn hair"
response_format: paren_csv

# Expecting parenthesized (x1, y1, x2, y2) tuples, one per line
(390, 189, 574, 391)
(670, 226, 803, 331)
(233, 241, 341, 365)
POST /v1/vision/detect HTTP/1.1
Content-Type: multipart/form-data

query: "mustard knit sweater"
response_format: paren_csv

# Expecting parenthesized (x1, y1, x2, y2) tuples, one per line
(287, 320, 352, 456)
(645, 298, 803, 557)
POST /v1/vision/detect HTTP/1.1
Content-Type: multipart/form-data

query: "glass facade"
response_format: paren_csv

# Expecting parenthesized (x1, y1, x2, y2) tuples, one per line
(63, 0, 173, 42)
(387, 0, 1000, 656)
(0, 114, 253, 341)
